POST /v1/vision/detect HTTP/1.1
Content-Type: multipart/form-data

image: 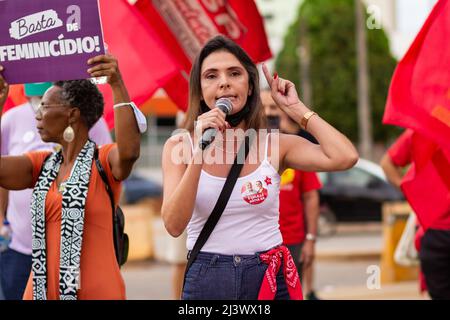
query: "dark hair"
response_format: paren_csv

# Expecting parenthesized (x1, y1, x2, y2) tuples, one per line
(183, 35, 266, 131)
(53, 80, 104, 129)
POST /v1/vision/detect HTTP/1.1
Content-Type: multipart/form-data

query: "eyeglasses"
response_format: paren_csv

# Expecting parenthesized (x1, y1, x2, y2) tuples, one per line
(36, 103, 68, 115)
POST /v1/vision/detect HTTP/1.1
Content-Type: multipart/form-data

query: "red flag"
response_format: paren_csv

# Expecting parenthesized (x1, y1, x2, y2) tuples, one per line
(3, 84, 27, 114)
(384, 0, 450, 230)
(400, 132, 450, 230)
(134, 0, 272, 111)
(383, 0, 450, 151)
(98, 0, 179, 128)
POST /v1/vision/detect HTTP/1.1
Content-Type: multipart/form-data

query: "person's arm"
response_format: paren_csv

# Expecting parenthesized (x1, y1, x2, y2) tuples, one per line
(87, 55, 140, 181)
(262, 64, 358, 173)
(0, 187, 8, 223)
(161, 135, 204, 237)
(0, 66, 35, 190)
(0, 188, 6, 228)
(380, 153, 403, 189)
(300, 189, 320, 269)
(0, 90, 9, 222)
(161, 98, 230, 237)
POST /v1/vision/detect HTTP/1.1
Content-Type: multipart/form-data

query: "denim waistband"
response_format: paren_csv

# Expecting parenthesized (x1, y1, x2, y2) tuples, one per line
(188, 251, 262, 266)
(187, 246, 283, 266)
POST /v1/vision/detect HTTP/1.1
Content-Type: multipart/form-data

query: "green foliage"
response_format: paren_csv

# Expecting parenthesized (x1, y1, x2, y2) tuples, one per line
(276, 0, 400, 142)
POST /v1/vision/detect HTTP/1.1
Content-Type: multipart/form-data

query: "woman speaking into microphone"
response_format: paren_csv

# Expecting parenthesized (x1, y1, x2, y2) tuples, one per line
(161, 35, 358, 300)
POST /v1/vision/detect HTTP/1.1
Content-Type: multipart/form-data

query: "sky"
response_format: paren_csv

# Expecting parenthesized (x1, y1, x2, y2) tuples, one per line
(397, 0, 438, 33)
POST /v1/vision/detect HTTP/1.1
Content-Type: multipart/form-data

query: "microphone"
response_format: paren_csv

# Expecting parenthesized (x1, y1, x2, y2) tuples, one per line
(199, 98, 233, 150)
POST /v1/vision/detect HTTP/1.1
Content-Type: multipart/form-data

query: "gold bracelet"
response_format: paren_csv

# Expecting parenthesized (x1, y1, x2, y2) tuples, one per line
(300, 111, 317, 130)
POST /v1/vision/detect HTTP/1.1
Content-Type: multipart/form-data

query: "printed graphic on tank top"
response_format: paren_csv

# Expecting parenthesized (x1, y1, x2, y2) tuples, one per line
(241, 177, 271, 205)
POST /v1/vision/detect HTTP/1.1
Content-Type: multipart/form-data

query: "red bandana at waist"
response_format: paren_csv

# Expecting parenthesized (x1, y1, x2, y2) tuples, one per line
(258, 246, 303, 300)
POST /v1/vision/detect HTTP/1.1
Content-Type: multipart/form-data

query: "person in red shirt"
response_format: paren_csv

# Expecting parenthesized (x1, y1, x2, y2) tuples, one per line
(380, 129, 413, 189)
(380, 130, 428, 296)
(262, 90, 322, 300)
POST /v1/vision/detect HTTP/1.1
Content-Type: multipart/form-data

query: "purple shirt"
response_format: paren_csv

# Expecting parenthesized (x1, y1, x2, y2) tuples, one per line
(1, 102, 112, 255)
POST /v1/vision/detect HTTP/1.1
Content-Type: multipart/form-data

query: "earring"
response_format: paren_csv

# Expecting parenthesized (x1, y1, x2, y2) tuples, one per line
(63, 125, 75, 143)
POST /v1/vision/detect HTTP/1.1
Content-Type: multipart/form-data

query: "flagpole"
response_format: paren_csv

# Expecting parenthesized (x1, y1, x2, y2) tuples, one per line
(355, 0, 373, 160)
(298, 17, 312, 107)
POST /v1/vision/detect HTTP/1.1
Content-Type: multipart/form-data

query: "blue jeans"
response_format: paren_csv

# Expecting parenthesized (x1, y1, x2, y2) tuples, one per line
(0, 248, 32, 300)
(0, 254, 4, 300)
(182, 251, 290, 300)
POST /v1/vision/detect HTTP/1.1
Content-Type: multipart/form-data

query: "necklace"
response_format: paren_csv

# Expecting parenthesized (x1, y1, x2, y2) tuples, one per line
(58, 182, 67, 193)
(215, 138, 245, 143)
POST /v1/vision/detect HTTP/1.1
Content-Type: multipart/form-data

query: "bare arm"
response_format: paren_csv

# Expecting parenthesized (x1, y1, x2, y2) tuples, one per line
(0, 187, 8, 221)
(87, 55, 141, 181)
(0, 187, 6, 226)
(161, 136, 203, 237)
(300, 189, 320, 269)
(262, 64, 358, 173)
(161, 107, 229, 237)
(380, 153, 403, 189)
(303, 190, 319, 238)
(0, 66, 34, 190)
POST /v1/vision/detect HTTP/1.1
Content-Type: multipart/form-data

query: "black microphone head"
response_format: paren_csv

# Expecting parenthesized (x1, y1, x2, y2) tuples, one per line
(215, 97, 233, 114)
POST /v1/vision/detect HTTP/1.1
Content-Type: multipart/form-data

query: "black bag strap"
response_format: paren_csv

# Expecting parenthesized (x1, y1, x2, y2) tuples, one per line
(93, 148, 120, 259)
(94, 148, 115, 211)
(185, 133, 254, 276)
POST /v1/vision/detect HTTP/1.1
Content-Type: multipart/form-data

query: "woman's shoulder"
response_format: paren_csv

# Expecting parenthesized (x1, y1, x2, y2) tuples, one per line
(26, 150, 53, 165)
(96, 143, 117, 175)
(97, 143, 117, 167)
(25, 150, 54, 187)
(98, 143, 116, 154)
(164, 130, 193, 149)
(163, 130, 194, 167)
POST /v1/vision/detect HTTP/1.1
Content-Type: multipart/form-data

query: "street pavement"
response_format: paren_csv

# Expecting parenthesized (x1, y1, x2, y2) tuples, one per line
(120, 223, 427, 300)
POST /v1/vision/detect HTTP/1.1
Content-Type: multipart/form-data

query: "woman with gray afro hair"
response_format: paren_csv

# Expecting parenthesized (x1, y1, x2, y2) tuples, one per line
(0, 54, 144, 300)
(53, 79, 104, 130)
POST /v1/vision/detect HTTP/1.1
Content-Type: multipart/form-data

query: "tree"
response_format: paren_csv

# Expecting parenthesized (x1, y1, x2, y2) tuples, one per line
(276, 0, 400, 143)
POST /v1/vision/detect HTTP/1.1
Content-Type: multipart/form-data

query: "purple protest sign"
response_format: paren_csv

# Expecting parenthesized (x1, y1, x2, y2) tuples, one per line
(0, 0, 105, 84)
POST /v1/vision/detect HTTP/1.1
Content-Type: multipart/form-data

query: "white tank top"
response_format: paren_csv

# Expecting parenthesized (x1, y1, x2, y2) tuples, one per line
(186, 133, 283, 255)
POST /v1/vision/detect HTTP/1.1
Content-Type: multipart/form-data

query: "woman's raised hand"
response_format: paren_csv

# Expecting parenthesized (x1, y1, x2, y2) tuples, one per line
(87, 54, 123, 87)
(262, 63, 305, 112)
(0, 66, 9, 110)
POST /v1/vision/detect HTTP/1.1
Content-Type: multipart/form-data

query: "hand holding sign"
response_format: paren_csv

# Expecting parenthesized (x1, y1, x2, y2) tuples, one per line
(87, 54, 123, 87)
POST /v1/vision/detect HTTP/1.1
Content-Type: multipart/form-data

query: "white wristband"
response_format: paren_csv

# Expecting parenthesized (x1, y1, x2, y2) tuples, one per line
(114, 102, 133, 109)
(113, 102, 147, 133)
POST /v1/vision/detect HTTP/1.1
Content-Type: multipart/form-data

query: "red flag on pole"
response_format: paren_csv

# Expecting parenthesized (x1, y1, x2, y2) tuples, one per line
(98, 0, 179, 128)
(133, 0, 272, 111)
(384, 0, 450, 230)
(383, 0, 450, 151)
